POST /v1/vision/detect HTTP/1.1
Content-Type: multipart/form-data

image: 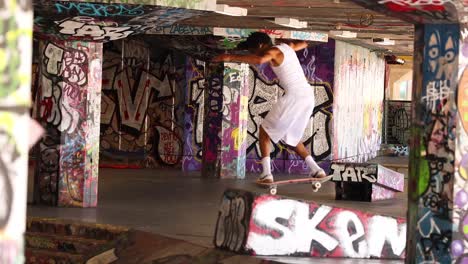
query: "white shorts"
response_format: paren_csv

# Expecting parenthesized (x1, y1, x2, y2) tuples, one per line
(261, 92, 314, 147)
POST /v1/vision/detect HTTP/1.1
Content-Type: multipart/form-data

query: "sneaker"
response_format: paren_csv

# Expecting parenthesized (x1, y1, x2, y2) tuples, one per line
(256, 174, 274, 184)
(310, 169, 327, 179)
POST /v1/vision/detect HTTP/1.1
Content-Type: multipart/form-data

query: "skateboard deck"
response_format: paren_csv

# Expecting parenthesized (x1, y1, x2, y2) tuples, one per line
(256, 175, 333, 195)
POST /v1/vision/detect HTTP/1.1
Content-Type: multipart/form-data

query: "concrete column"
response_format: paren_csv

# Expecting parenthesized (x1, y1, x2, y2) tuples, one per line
(406, 24, 460, 263)
(0, 1, 33, 263)
(35, 40, 102, 207)
(201, 63, 250, 178)
(220, 63, 250, 179)
(182, 58, 205, 171)
(201, 64, 223, 178)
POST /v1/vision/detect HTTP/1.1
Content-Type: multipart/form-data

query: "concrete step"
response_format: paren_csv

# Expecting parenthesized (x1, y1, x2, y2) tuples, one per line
(26, 231, 109, 254)
(27, 218, 127, 241)
(26, 248, 84, 264)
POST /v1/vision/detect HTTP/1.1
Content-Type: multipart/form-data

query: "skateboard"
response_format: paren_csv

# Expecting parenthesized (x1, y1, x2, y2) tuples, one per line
(256, 175, 333, 195)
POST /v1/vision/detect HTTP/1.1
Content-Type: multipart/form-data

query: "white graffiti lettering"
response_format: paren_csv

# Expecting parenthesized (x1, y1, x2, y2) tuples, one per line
(58, 18, 135, 41)
(331, 163, 377, 183)
(247, 199, 339, 255)
(335, 211, 368, 258)
(246, 198, 406, 258)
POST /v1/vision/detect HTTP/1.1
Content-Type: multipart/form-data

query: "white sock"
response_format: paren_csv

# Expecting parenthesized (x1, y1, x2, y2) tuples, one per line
(305, 156, 321, 172)
(261, 157, 271, 176)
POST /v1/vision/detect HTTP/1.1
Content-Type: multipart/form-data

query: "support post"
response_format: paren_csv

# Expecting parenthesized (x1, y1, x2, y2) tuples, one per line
(407, 24, 460, 263)
(219, 63, 250, 179)
(201, 63, 250, 178)
(35, 40, 102, 207)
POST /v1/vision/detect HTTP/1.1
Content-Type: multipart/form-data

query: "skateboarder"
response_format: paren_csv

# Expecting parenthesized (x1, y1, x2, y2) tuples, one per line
(213, 32, 326, 183)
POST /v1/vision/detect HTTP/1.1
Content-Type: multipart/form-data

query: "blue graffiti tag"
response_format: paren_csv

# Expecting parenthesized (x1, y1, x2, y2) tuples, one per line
(55, 2, 145, 17)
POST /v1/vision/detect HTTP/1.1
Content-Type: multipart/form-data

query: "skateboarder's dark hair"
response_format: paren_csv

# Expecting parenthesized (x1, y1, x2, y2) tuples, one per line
(237, 32, 273, 50)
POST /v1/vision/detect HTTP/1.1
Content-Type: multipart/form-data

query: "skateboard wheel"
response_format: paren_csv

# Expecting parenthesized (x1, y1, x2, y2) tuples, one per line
(314, 182, 321, 189)
(270, 188, 277, 195)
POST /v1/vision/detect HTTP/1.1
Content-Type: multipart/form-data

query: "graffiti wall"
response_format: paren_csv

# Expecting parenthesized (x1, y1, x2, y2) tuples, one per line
(452, 26, 467, 263)
(333, 41, 385, 162)
(246, 41, 335, 174)
(182, 41, 335, 174)
(100, 39, 186, 168)
(34, 40, 103, 207)
(0, 1, 33, 263)
(406, 24, 459, 263)
(214, 189, 406, 259)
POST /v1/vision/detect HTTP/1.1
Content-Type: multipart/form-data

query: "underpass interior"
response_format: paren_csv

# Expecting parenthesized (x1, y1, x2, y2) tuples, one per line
(24, 1, 414, 263)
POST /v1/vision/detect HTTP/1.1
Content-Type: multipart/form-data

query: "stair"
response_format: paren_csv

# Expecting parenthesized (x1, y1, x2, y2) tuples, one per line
(25, 218, 128, 264)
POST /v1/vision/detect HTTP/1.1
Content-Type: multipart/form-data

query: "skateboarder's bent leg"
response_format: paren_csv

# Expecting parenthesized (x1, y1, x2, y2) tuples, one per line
(294, 142, 326, 178)
(258, 126, 273, 183)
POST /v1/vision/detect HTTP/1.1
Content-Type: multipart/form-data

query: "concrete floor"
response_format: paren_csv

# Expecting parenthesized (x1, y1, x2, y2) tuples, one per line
(27, 157, 408, 264)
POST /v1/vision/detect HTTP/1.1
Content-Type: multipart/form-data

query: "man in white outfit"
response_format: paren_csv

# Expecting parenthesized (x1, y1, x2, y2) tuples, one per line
(213, 32, 326, 183)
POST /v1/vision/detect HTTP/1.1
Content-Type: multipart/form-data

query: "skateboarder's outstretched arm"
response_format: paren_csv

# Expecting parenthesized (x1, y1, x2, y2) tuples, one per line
(212, 48, 282, 66)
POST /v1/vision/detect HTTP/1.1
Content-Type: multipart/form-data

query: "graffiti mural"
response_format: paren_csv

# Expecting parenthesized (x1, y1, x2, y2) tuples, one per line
(34, 40, 102, 207)
(100, 39, 186, 168)
(333, 41, 385, 163)
(33, 1, 209, 42)
(181, 41, 335, 174)
(246, 41, 335, 174)
(214, 189, 253, 251)
(0, 1, 33, 263)
(406, 24, 459, 263)
(214, 189, 406, 259)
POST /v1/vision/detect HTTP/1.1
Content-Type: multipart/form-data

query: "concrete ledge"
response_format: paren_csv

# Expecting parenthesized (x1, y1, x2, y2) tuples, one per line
(214, 189, 406, 259)
(331, 163, 404, 201)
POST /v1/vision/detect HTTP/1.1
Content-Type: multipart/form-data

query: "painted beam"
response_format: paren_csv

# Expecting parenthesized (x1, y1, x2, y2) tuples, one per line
(33, 1, 210, 42)
(214, 189, 406, 259)
(348, 0, 461, 24)
(52, 0, 216, 11)
(213, 27, 329, 42)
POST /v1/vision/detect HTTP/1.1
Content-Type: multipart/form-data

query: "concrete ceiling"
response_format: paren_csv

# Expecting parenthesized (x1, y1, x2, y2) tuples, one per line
(181, 0, 415, 56)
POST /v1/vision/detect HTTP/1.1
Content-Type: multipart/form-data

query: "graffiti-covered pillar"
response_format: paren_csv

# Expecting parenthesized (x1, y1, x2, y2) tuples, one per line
(201, 64, 224, 178)
(219, 63, 250, 179)
(406, 24, 460, 263)
(0, 1, 33, 263)
(35, 40, 102, 207)
(201, 63, 250, 178)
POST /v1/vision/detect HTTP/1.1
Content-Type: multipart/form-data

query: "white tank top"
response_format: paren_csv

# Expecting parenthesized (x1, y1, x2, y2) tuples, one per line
(271, 43, 311, 93)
